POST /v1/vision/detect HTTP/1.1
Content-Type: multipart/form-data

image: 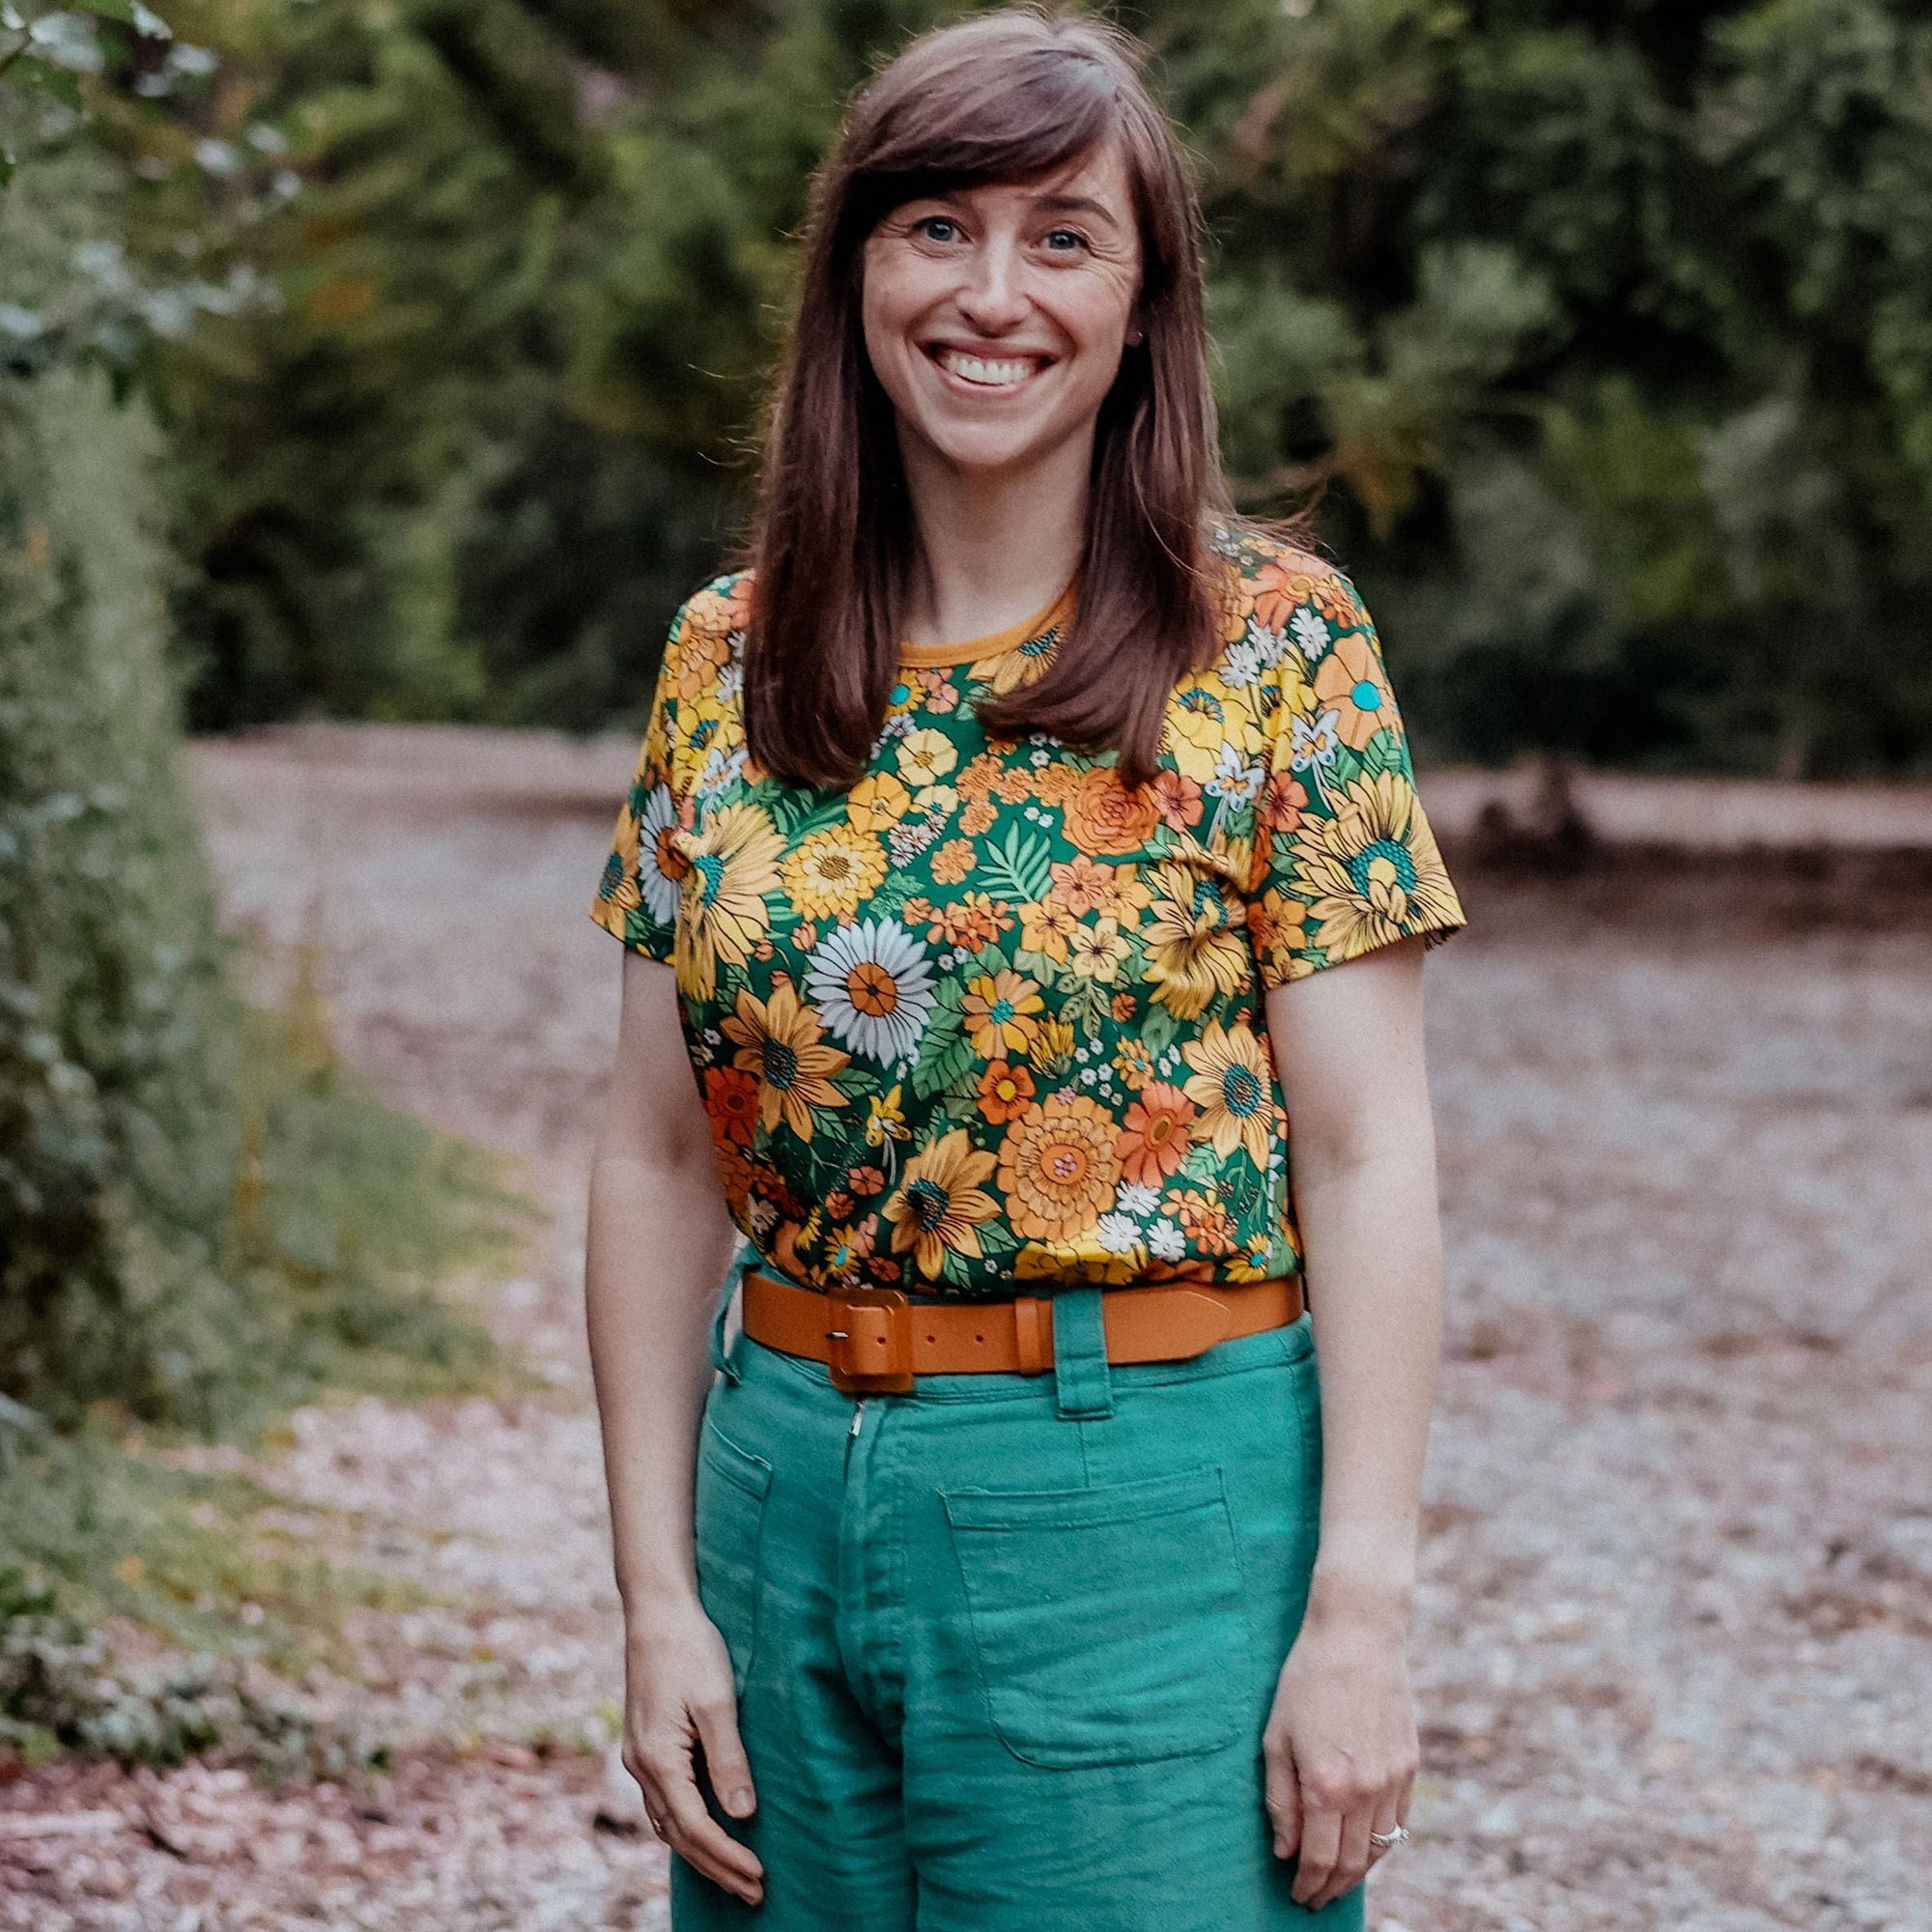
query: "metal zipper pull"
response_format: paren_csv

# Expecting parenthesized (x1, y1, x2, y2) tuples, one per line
(848, 1398, 867, 1439)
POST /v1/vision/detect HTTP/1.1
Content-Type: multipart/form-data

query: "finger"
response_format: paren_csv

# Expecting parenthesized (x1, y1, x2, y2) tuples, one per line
(1290, 1800, 1341, 1908)
(1308, 1800, 1375, 1912)
(639, 1747, 765, 1901)
(692, 1695, 758, 1821)
(1365, 1791, 1401, 1868)
(1262, 1730, 1301, 1859)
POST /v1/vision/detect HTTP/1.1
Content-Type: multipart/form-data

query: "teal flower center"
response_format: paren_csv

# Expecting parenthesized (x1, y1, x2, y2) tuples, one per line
(1350, 679, 1383, 712)
(693, 853, 725, 905)
(989, 998, 1014, 1026)
(1021, 633, 1054, 659)
(906, 1178, 951, 1230)
(598, 852, 623, 899)
(1222, 1065, 1263, 1118)
(1348, 838, 1417, 897)
(760, 1038, 800, 1090)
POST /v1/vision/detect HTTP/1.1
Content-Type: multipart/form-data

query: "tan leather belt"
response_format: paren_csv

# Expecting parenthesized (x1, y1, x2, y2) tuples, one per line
(740, 1270, 1305, 1394)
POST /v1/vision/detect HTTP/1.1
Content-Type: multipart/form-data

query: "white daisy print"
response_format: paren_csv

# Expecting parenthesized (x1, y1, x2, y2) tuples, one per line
(804, 918, 937, 1065)
(636, 783, 684, 925)
(1147, 1218, 1186, 1262)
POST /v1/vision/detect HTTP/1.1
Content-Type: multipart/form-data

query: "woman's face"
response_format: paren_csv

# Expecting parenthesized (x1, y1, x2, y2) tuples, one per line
(861, 144, 1143, 480)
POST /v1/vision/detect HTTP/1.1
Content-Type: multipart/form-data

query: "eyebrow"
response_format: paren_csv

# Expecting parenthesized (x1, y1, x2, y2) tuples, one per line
(928, 186, 1124, 234)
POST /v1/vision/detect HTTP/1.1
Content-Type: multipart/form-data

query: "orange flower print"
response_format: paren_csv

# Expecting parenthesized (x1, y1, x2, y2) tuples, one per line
(1176, 1188, 1238, 1256)
(1111, 991, 1138, 1024)
(977, 1060, 1037, 1123)
(1251, 560, 1324, 636)
(960, 796, 998, 837)
(1260, 771, 1309, 838)
(1113, 1037, 1156, 1093)
(1150, 769, 1205, 831)
(998, 1093, 1122, 1244)
(1048, 854, 1119, 918)
(928, 893, 1009, 950)
(848, 1164, 888, 1198)
(961, 970, 1044, 1059)
(1312, 631, 1395, 752)
(704, 1066, 760, 1148)
(1063, 766, 1160, 856)
(1115, 1082, 1197, 1186)
(959, 753, 1004, 802)
(932, 838, 977, 886)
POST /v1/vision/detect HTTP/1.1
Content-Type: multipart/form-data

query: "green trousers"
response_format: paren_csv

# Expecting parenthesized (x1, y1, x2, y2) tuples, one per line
(674, 1258, 1366, 1931)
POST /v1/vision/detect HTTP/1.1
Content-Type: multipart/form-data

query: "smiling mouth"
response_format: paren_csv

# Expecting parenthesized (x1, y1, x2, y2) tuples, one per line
(926, 345, 1050, 390)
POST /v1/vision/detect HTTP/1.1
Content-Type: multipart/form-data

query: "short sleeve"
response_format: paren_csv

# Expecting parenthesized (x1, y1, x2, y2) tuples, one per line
(588, 579, 745, 961)
(1243, 568, 1465, 987)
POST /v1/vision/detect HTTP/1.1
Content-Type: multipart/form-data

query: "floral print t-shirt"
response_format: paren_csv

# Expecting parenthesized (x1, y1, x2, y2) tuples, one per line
(590, 529, 1464, 1298)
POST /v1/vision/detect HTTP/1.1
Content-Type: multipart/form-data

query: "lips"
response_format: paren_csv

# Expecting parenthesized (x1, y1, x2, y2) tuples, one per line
(925, 344, 1051, 389)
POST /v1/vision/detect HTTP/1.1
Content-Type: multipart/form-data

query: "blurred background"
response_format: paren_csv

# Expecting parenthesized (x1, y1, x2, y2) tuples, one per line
(3, 5, 1929, 1930)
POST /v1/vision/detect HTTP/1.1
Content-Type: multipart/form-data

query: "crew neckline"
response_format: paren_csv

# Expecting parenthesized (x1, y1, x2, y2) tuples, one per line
(899, 582, 1076, 668)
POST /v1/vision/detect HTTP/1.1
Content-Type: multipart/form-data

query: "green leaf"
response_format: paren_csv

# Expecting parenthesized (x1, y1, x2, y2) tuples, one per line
(963, 941, 1010, 980)
(977, 821, 1053, 905)
(7, 51, 83, 106)
(1141, 1005, 1179, 1061)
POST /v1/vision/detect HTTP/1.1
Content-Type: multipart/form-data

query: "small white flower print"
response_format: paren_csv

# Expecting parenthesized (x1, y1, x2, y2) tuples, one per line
(1096, 1213, 1141, 1255)
(1222, 639, 1265, 688)
(1148, 1219, 1186, 1262)
(1116, 1182, 1162, 1218)
(1291, 607, 1332, 664)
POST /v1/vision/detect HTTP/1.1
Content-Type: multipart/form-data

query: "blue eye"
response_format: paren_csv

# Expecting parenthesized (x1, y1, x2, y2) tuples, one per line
(918, 216, 961, 242)
(1044, 229, 1088, 252)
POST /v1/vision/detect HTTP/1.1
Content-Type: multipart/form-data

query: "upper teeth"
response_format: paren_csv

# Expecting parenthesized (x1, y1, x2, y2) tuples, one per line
(939, 351, 1036, 386)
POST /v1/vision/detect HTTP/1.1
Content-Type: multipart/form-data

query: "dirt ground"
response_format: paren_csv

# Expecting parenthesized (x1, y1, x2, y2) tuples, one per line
(4, 725, 1929, 1932)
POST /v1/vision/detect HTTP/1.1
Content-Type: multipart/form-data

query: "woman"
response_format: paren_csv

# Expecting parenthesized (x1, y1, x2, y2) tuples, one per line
(585, 14, 1463, 1929)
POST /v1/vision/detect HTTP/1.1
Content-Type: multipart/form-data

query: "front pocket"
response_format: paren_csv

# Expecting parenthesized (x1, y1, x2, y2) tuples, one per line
(693, 1418, 772, 1694)
(943, 1463, 1248, 1769)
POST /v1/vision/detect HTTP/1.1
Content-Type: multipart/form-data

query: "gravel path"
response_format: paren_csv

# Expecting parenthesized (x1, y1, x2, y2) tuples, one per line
(3, 728, 1926, 1931)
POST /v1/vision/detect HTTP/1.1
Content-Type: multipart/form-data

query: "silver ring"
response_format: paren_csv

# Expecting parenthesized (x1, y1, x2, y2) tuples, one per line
(1368, 1824, 1410, 1850)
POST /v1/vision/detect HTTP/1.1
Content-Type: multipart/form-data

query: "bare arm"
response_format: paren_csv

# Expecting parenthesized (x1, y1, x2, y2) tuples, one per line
(1260, 935, 1442, 1908)
(585, 949, 763, 1904)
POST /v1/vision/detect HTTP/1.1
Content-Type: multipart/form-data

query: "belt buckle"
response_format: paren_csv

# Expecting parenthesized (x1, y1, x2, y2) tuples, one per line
(824, 1288, 915, 1394)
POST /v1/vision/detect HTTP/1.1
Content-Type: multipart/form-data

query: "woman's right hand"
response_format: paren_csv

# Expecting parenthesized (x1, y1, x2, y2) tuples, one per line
(621, 1600, 765, 1906)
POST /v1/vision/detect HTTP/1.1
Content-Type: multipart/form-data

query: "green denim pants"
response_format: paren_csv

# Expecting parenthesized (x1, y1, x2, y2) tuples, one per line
(674, 1256, 1366, 1932)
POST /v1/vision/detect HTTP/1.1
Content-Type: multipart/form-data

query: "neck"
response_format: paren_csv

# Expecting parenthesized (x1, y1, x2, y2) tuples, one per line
(896, 423, 1091, 646)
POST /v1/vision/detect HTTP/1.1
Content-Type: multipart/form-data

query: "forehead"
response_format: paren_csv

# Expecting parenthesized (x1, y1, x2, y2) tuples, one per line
(916, 143, 1135, 220)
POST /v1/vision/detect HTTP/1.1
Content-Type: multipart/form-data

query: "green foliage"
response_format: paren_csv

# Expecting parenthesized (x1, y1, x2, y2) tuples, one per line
(0, 129, 526, 1436)
(14, 0, 1932, 771)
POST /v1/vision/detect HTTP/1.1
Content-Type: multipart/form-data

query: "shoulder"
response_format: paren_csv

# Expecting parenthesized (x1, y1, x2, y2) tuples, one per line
(671, 569, 754, 655)
(1207, 524, 1366, 648)
(659, 569, 753, 706)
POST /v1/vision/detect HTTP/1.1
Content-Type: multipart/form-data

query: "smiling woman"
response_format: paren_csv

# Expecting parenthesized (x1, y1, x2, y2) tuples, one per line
(583, 13, 1462, 1932)
(746, 13, 1225, 790)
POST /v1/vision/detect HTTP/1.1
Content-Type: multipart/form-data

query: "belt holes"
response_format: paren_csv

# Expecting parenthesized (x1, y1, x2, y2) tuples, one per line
(975, 1332, 984, 1344)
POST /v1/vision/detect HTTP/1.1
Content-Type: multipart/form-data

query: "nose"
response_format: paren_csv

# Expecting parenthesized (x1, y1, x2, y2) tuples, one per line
(953, 235, 1030, 336)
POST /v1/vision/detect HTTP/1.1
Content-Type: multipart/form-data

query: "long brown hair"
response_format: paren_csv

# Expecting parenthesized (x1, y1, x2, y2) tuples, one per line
(747, 10, 1242, 790)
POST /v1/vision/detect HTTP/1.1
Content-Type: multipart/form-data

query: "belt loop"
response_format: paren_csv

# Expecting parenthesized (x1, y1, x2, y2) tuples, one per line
(1051, 1287, 1113, 1419)
(709, 1247, 754, 1384)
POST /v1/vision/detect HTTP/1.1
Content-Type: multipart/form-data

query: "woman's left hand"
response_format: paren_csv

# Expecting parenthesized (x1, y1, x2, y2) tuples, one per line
(1262, 1590, 1419, 1910)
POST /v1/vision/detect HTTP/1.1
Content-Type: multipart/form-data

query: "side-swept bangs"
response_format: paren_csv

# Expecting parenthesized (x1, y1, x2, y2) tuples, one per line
(746, 11, 1236, 790)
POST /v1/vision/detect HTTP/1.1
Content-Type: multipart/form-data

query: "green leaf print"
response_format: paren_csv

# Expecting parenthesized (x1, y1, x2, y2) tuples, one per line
(909, 983, 970, 1102)
(1141, 1005, 1179, 1060)
(1060, 979, 1114, 1040)
(978, 822, 1054, 906)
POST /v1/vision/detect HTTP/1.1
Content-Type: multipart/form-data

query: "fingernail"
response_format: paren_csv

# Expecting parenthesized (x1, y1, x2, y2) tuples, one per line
(725, 1788, 754, 1818)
